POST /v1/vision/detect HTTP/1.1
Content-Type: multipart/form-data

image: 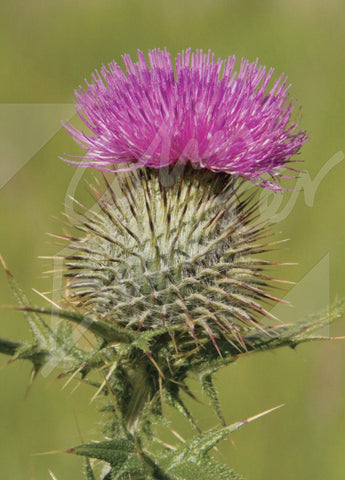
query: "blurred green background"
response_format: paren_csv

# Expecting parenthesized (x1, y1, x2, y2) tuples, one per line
(0, 1, 344, 479)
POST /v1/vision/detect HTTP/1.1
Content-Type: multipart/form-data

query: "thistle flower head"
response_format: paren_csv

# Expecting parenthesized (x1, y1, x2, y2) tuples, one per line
(58, 50, 307, 430)
(64, 48, 307, 189)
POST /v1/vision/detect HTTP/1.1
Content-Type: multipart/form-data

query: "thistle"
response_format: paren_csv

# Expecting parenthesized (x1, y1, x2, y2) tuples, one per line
(1, 49, 343, 480)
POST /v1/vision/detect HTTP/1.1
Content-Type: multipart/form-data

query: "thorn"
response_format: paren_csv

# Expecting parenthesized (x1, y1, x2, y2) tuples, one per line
(270, 278, 296, 285)
(32, 289, 62, 310)
(310, 335, 345, 341)
(274, 262, 298, 266)
(0, 360, 12, 371)
(0, 254, 13, 278)
(48, 471, 59, 480)
(24, 369, 37, 399)
(158, 374, 164, 414)
(146, 352, 165, 378)
(90, 360, 117, 403)
(45, 373, 64, 389)
(62, 361, 88, 390)
(0, 305, 28, 312)
(205, 325, 223, 358)
(155, 439, 177, 450)
(70, 381, 82, 395)
(64, 448, 76, 454)
(242, 403, 285, 425)
(170, 429, 186, 443)
(229, 435, 238, 451)
(32, 449, 66, 456)
(46, 232, 78, 242)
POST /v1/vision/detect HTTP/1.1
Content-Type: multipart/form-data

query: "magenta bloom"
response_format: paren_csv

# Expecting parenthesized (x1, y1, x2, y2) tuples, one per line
(64, 48, 307, 188)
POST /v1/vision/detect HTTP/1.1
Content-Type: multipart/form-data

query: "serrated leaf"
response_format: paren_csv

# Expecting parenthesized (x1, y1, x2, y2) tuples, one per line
(56, 321, 76, 350)
(160, 405, 282, 480)
(70, 438, 174, 480)
(243, 298, 345, 353)
(1, 255, 56, 349)
(4, 305, 134, 344)
(167, 457, 244, 480)
(200, 373, 226, 425)
(70, 438, 135, 466)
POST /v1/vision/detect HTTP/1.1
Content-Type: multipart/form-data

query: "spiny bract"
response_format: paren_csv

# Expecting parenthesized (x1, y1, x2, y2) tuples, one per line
(63, 165, 281, 354)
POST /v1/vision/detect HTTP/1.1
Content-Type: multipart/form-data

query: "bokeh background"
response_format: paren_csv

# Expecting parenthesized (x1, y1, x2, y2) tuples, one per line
(1, 1, 344, 479)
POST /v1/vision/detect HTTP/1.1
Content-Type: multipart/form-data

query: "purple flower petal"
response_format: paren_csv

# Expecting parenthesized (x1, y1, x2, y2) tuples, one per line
(63, 48, 307, 189)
